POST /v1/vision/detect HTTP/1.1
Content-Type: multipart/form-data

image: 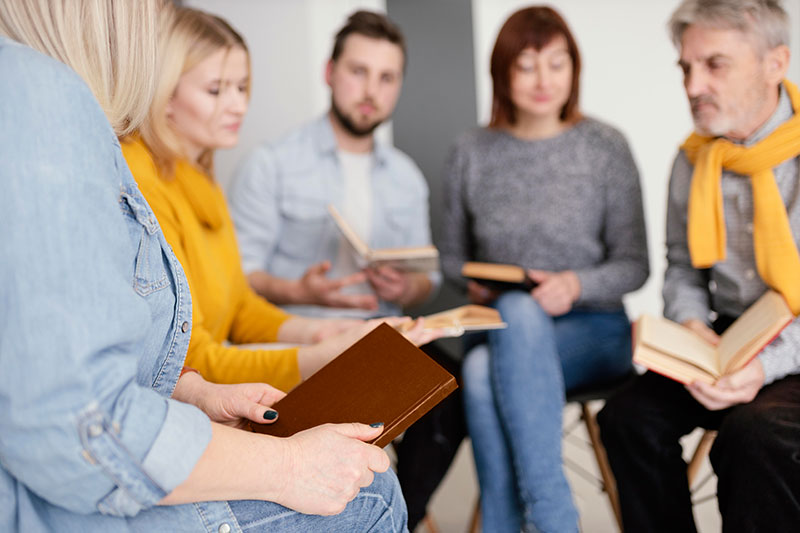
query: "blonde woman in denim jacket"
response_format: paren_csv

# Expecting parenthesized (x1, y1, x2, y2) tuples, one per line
(0, 1, 407, 531)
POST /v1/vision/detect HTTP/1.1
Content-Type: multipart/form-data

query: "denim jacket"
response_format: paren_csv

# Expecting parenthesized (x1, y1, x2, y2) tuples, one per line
(0, 38, 227, 532)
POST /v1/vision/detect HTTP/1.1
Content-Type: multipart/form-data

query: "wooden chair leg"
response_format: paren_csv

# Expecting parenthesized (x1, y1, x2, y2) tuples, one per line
(467, 498, 481, 533)
(420, 513, 440, 533)
(687, 430, 717, 488)
(582, 402, 623, 532)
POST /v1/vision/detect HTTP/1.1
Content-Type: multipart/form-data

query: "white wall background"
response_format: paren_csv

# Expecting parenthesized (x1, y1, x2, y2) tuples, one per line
(188, 0, 800, 318)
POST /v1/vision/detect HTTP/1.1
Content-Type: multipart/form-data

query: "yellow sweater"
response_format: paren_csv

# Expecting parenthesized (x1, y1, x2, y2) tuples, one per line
(122, 138, 301, 391)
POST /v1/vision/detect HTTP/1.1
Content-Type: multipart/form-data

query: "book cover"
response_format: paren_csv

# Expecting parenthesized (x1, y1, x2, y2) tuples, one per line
(250, 323, 458, 448)
(461, 261, 537, 292)
(328, 205, 439, 273)
(633, 290, 793, 385)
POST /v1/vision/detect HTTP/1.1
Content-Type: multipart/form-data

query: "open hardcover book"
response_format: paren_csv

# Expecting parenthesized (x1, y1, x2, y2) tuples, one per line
(634, 290, 793, 385)
(399, 305, 507, 338)
(462, 261, 537, 292)
(249, 323, 457, 448)
(328, 205, 439, 273)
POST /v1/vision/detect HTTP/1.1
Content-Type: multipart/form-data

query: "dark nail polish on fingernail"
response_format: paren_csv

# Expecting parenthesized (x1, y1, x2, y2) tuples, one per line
(370, 422, 384, 428)
(263, 410, 278, 420)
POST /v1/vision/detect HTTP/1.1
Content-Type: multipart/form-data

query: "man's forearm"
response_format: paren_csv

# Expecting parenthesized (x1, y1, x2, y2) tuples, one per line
(248, 270, 302, 305)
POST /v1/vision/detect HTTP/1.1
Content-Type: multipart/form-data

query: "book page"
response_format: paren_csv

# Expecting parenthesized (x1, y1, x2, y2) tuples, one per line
(718, 290, 793, 373)
(327, 204, 370, 258)
(402, 305, 507, 337)
(633, 344, 717, 384)
(638, 314, 720, 375)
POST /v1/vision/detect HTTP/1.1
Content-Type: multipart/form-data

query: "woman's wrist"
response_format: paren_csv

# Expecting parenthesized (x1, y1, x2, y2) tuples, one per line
(565, 270, 582, 302)
(173, 368, 209, 409)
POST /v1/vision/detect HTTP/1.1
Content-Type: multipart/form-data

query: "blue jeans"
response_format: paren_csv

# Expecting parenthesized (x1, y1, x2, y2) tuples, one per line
(224, 469, 407, 532)
(462, 291, 632, 533)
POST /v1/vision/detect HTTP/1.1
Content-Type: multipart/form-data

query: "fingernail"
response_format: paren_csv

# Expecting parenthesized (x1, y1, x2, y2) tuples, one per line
(370, 422, 384, 428)
(263, 410, 278, 420)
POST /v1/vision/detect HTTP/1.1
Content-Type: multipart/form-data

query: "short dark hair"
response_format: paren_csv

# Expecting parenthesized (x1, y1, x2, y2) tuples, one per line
(331, 10, 406, 67)
(489, 6, 582, 128)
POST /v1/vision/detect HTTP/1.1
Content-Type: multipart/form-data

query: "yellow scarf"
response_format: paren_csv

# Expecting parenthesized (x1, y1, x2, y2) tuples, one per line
(174, 159, 225, 231)
(682, 80, 800, 314)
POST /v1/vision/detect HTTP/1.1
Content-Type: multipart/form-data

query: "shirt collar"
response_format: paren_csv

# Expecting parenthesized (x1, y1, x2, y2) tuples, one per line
(312, 113, 389, 167)
(735, 83, 793, 146)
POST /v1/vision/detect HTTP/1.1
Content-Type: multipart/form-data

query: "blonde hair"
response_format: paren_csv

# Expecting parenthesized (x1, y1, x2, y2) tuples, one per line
(138, 7, 250, 178)
(0, 0, 164, 137)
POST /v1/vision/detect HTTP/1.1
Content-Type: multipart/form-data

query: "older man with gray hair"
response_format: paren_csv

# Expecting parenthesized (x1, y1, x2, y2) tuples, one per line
(598, 1, 800, 531)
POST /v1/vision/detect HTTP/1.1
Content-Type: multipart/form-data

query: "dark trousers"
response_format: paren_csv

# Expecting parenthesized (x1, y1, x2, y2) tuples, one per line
(395, 341, 467, 531)
(597, 368, 800, 533)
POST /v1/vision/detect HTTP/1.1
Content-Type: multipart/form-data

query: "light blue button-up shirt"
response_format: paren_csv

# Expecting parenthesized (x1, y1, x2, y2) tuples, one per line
(228, 115, 439, 318)
(0, 37, 244, 532)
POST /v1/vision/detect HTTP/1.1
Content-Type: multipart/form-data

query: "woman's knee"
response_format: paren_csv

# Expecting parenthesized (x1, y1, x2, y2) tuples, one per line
(494, 291, 549, 326)
(462, 344, 492, 402)
(355, 469, 408, 532)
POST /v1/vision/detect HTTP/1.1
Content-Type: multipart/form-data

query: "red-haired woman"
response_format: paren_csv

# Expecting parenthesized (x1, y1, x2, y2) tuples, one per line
(441, 6, 649, 531)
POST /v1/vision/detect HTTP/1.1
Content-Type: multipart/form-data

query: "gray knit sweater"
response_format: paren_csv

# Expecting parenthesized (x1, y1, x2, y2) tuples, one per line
(441, 118, 649, 310)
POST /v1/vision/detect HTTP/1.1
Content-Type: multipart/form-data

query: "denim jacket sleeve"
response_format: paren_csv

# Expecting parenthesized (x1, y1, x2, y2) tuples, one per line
(0, 40, 211, 517)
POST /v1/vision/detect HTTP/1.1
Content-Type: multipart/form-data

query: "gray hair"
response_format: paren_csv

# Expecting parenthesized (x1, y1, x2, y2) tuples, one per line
(669, 0, 789, 53)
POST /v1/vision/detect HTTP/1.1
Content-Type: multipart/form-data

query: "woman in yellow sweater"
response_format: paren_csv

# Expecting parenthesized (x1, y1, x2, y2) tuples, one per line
(123, 7, 432, 392)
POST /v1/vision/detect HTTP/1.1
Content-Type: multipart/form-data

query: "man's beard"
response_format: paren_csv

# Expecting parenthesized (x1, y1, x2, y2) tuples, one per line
(331, 98, 384, 137)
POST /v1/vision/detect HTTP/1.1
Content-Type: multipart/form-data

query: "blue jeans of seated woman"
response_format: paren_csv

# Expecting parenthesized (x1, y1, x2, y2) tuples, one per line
(226, 469, 408, 532)
(463, 291, 632, 533)
(21, 468, 409, 532)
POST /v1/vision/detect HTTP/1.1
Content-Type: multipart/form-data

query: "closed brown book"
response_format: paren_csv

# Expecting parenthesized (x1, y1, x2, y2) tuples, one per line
(250, 323, 458, 448)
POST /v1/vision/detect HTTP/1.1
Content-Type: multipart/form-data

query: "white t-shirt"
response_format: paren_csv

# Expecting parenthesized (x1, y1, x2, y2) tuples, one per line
(332, 149, 374, 312)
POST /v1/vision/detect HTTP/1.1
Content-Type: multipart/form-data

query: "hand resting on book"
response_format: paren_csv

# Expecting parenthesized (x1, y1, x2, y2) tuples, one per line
(278, 422, 391, 515)
(365, 264, 432, 308)
(172, 370, 286, 429)
(686, 357, 765, 410)
(529, 269, 582, 317)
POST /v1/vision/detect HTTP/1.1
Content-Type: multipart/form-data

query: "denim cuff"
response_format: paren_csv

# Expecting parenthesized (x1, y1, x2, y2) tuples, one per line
(141, 399, 211, 496)
(82, 399, 211, 517)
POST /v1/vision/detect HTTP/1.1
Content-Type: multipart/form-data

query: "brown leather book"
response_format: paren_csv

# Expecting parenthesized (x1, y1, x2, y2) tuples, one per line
(250, 323, 458, 448)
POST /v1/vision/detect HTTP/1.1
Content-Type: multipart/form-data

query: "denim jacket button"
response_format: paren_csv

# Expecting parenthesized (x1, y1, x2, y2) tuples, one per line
(181, 321, 189, 333)
(88, 424, 103, 437)
(218, 524, 231, 533)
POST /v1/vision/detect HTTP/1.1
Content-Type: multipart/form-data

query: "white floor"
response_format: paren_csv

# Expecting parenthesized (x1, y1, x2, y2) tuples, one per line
(412, 401, 722, 533)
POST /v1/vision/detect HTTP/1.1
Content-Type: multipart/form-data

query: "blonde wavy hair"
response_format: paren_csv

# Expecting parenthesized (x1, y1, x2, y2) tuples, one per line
(0, 0, 165, 138)
(138, 6, 250, 178)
